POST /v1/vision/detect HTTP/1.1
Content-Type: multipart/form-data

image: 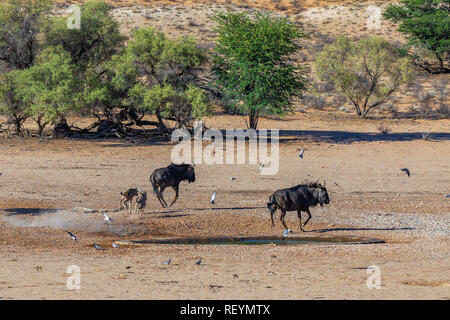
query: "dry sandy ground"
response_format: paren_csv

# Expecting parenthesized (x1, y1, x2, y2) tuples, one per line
(0, 114, 449, 299)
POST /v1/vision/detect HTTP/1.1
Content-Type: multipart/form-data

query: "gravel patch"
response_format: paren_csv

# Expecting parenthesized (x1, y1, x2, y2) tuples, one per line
(315, 209, 450, 238)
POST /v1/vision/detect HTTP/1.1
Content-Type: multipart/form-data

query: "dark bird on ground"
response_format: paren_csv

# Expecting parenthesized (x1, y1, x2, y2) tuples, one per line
(401, 168, 410, 177)
(67, 231, 77, 242)
(163, 258, 172, 265)
(94, 243, 105, 250)
(195, 258, 202, 265)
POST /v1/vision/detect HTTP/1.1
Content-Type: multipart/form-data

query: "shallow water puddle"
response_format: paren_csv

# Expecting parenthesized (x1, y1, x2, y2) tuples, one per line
(115, 235, 385, 246)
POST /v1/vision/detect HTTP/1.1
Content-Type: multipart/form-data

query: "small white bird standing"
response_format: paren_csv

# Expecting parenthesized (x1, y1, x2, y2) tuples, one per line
(163, 258, 172, 265)
(283, 229, 290, 239)
(299, 147, 304, 158)
(259, 163, 264, 173)
(67, 231, 77, 242)
(210, 192, 216, 204)
(102, 210, 113, 222)
(112, 243, 120, 248)
(94, 243, 105, 250)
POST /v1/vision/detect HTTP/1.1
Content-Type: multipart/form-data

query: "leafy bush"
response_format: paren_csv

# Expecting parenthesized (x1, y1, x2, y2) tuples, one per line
(383, 0, 450, 73)
(212, 11, 308, 129)
(315, 36, 415, 118)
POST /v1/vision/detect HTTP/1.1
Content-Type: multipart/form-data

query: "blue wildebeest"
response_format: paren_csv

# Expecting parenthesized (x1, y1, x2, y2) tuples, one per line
(150, 163, 195, 208)
(267, 181, 330, 232)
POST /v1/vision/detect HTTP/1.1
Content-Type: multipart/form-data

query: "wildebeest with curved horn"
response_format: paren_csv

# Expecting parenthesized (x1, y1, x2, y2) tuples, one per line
(150, 163, 195, 208)
(267, 180, 330, 232)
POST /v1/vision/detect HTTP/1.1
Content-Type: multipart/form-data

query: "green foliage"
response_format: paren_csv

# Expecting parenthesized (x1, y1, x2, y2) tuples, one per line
(0, 0, 51, 69)
(315, 36, 415, 118)
(107, 52, 139, 101)
(44, 0, 125, 70)
(126, 27, 166, 69)
(0, 70, 29, 134)
(87, 26, 210, 130)
(18, 46, 78, 134)
(0, 46, 77, 135)
(131, 83, 211, 129)
(383, 0, 450, 72)
(127, 26, 207, 88)
(212, 11, 308, 129)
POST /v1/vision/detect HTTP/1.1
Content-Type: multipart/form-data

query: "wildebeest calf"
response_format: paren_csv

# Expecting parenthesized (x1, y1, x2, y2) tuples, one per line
(267, 181, 330, 232)
(150, 163, 195, 208)
(134, 190, 147, 215)
(120, 188, 139, 214)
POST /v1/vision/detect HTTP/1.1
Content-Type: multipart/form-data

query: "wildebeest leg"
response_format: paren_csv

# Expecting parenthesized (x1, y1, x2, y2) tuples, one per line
(297, 210, 302, 231)
(120, 197, 125, 215)
(168, 185, 179, 207)
(128, 199, 133, 214)
(158, 186, 168, 208)
(270, 210, 275, 228)
(280, 209, 289, 230)
(155, 191, 166, 208)
(301, 208, 312, 231)
(125, 200, 131, 214)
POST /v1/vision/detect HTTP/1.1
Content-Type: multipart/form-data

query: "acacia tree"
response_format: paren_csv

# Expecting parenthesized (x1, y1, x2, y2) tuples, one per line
(43, 0, 125, 71)
(16, 46, 78, 135)
(126, 27, 211, 131)
(212, 11, 308, 129)
(0, 46, 77, 136)
(42, 0, 126, 134)
(0, 0, 51, 70)
(315, 36, 415, 118)
(130, 83, 210, 130)
(0, 70, 30, 135)
(89, 26, 211, 134)
(383, 0, 450, 73)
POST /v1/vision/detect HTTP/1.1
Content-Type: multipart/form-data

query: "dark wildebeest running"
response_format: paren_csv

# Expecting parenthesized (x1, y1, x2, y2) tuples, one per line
(150, 163, 196, 208)
(267, 181, 330, 232)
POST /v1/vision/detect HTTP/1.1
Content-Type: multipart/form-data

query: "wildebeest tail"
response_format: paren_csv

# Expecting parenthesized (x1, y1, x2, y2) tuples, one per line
(267, 194, 277, 213)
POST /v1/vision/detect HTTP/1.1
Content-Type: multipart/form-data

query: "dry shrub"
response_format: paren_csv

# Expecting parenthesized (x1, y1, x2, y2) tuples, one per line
(377, 124, 391, 135)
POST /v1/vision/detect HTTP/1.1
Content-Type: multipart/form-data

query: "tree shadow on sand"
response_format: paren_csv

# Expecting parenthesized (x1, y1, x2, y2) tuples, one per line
(308, 227, 415, 233)
(277, 130, 450, 144)
(204, 129, 449, 145)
